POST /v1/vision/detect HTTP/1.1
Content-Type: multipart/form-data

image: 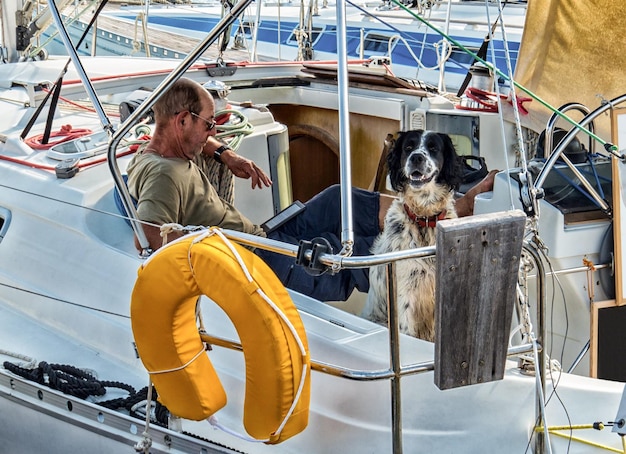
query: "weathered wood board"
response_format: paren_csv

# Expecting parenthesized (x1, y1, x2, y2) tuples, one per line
(434, 210, 526, 390)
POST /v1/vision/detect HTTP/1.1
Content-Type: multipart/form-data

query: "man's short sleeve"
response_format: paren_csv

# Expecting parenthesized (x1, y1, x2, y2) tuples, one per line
(127, 154, 184, 225)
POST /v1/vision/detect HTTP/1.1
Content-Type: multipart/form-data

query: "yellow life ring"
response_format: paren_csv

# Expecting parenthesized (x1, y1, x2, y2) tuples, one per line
(130, 229, 310, 444)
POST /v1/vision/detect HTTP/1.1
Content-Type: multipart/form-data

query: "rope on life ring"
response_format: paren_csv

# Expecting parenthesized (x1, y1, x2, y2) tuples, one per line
(25, 124, 93, 150)
(130, 229, 310, 445)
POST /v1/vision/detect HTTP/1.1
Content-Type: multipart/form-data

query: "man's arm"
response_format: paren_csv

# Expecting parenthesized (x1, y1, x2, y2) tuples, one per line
(202, 137, 272, 189)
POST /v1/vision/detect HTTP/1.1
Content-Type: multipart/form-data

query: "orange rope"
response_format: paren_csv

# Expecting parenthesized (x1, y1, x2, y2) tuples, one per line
(25, 124, 93, 150)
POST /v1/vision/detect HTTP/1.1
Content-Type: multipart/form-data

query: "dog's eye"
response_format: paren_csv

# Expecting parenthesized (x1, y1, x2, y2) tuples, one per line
(404, 141, 418, 151)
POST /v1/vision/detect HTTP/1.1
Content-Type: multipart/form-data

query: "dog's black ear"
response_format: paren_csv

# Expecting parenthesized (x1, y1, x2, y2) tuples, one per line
(386, 131, 407, 192)
(437, 133, 464, 191)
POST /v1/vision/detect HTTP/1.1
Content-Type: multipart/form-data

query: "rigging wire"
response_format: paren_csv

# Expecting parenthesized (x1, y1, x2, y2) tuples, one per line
(540, 246, 572, 453)
(0, 281, 129, 319)
(489, 0, 527, 170)
(480, 4, 575, 447)
(483, 0, 516, 211)
(388, 0, 619, 155)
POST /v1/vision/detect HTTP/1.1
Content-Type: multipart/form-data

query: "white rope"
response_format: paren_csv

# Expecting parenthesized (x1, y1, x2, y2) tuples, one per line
(207, 414, 268, 442)
(146, 347, 206, 375)
(0, 350, 37, 369)
(483, 0, 517, 211)
(156, 223, 206, 249)
(385, 34, 451, 73)
(208, 228, 308, 356)
(133, 375, 154, 453)
(131, 400, 154, 416)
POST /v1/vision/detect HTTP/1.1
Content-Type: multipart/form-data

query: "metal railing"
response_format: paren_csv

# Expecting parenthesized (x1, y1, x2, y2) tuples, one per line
(200, 228, 546, 454)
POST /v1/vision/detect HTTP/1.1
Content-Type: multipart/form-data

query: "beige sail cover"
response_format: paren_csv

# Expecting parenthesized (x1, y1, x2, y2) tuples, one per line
(513, 0, 626, 140)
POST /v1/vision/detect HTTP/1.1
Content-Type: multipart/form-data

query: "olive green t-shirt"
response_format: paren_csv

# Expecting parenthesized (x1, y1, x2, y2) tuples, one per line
(126, 152, 265, 237)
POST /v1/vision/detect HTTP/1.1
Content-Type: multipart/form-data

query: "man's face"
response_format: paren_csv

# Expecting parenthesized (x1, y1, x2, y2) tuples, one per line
(186, 97, 217, 158)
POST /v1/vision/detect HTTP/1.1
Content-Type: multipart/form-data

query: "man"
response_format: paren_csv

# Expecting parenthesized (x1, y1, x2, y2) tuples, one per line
(127, 77, 493, 301)
(126, 77, 271, 251)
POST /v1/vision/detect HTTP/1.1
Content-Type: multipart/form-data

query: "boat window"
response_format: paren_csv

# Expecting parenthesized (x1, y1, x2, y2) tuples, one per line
(286, 26, 325, 46)
(0, 207, 11, 244)
(358, 32, 398, 56)
(448, 45, 480, 67)
(427, 112, 480, 156)
(449, 134, 473, 157)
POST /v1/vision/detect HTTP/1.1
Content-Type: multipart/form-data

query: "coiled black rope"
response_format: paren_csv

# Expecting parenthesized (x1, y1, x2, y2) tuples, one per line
(3, 361, 108, 398)
(3, 360, 249, 451)
(3, 360, 169, 426)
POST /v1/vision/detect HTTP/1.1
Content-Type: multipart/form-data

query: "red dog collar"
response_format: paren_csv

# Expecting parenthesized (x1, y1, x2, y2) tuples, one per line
(404, 204, 447, 228)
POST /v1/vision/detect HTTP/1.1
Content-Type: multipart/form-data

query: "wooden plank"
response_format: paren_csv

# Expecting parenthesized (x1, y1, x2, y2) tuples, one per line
(434, 210, 525, 390)
(301, 63, 429, 92)
(611, 107, 626, 305)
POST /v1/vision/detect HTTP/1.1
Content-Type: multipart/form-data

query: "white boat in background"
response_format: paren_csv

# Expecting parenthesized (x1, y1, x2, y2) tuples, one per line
(2, 0, 626, 453)
(41, 0, 527, 91)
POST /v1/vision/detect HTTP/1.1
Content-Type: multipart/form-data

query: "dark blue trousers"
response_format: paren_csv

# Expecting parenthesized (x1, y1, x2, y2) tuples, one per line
(256, 185, 380, 301)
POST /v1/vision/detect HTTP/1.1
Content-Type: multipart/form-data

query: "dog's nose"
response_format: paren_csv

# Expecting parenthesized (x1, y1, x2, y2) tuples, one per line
(409, 151, 426, 166)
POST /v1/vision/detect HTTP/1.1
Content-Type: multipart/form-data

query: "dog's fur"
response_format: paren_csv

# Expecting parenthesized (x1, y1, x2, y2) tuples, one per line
(361, 130, 463, 341)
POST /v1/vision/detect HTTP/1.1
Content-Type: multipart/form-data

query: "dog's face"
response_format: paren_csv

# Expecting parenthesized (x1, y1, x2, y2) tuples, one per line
(387, 130, 462, 193)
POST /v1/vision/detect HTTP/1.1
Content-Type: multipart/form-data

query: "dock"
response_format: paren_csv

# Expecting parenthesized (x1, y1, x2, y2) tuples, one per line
(66, 2, 258, 62)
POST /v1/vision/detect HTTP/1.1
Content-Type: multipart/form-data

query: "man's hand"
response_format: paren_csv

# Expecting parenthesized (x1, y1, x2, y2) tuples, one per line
(221, 149, 272, 189)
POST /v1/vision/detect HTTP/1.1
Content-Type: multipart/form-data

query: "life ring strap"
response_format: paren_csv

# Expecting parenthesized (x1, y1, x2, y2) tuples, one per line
(146, 347, 206, 375)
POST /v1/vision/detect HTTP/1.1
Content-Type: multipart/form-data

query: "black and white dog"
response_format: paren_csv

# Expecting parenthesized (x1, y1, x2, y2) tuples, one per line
(361, 130, 463, 341)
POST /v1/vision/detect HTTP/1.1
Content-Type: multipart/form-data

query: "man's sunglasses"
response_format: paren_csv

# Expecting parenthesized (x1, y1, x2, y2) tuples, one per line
(189, 111, 217, 131)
